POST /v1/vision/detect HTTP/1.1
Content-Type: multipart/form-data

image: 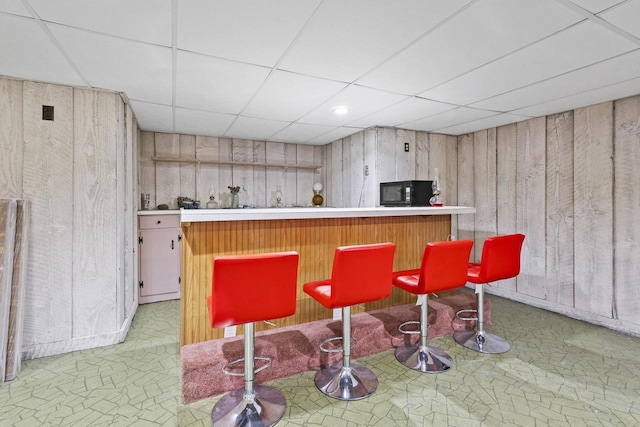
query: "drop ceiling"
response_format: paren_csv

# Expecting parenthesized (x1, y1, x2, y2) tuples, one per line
(1, 0, 640, 145)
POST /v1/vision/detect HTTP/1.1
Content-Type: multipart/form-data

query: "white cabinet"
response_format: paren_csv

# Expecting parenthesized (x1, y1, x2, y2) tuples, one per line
(138, 214, 181, 304)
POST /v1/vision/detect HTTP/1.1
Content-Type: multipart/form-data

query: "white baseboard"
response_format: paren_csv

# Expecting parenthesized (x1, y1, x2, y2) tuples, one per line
(480, 284, 640, 339)
(23, 302, 139, 360)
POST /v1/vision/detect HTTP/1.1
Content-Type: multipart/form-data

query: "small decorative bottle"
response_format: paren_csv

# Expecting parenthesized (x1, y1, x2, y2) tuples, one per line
(429, 168, 444, 207)
(275, 185, 283, 208)
(230, 193, 239, 209)
(228, 186, 240, 209)
(206, 195, 218, 209)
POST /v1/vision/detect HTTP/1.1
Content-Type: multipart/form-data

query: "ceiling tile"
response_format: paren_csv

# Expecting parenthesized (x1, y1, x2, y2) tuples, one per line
(471, 49, 640, 111)
(0, 15, 84, 86)
(243, 70, 347, 121)
(178, 0, 320, 67)
(599, 0, 640, 39)
(30, 0, 172, 45)
(0, 0, 30, 16)
(268, 123, 336, 144)
(225, 116, 289, 141)
(511, 76, 640, 117)
(347, 97, 457, 128)
(129, 100, 173, 133)
(307, 127, 364, 145)
(357, 0, 584, 95)
(567, 0, 626, 13)
(174, 108, 236, 137)
(400, 107, 498, 132)
(279, 0, 472, 82)
(48, 23, 172, 104)
(299, 85, 408, 126)
(435, 113, 532, 135)
(420, 20, 637, 105)
(4, 1, 640, 145)
(176, 51, 270, 113)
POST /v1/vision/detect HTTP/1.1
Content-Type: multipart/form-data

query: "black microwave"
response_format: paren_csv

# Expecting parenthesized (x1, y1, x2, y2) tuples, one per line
(380, 180, 433, 206)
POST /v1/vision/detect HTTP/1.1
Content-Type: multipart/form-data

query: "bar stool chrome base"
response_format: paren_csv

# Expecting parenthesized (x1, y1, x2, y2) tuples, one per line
(210, 385, 286, 427)
(453, 330, 510, 354)
(395, 345, 454, 373)
(314, 364, 378, 400)
(454, 282, 510, 354)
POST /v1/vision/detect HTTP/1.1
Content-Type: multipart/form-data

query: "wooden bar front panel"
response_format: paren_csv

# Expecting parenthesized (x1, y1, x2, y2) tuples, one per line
(181, 214, 450, 346)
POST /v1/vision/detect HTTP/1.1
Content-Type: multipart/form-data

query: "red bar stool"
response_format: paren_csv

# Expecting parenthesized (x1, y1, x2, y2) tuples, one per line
(453, 233, 525, 354)
(208, 251, 299, 427)
(303, 242, 396, 400)
(392, 240, 474, 373)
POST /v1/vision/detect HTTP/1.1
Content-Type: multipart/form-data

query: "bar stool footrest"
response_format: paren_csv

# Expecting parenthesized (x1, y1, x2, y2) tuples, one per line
(222, 356, 272, 376)
(455, 308, 478, 322)
(397, 320, 422, 335)
(319, 336, 357, 353)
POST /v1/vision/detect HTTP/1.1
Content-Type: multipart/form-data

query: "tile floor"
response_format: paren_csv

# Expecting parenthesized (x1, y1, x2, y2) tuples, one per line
(2, 292, 640, 426)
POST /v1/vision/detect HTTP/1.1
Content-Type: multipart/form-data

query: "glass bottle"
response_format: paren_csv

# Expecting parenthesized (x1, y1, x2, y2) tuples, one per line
(429, 168, 444, 207)
(230, 193, 239, 209)
(206, 195, 218, 209)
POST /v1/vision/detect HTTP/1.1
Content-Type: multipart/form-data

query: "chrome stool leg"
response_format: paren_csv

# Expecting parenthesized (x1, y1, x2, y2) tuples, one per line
(314, 306, 378, 400)
(395, 294, 454, 373)
(211, 323, 286, 426)
(453, 285, 510, 354)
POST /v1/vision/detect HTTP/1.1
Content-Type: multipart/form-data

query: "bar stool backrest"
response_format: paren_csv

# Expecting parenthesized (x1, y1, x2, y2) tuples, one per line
(417, 240, 474, 294)
(209, 251, 299, 328)
(477, 234, 525, 283)
(329, 242, 396, 308)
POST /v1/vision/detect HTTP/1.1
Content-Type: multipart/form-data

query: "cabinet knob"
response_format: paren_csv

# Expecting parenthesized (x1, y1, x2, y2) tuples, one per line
(157, 220, 161, 224)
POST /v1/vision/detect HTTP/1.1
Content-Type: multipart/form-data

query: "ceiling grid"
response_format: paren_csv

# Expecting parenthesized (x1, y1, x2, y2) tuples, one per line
(0, 0, 638, 144)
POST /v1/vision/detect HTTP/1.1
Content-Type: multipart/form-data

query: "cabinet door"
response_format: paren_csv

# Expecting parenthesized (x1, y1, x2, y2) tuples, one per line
(139, 229, 180, 297)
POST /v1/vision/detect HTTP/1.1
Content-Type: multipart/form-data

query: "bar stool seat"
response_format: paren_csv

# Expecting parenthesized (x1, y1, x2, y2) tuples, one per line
(392, 240, 473, 373)
(304, 242, 396, 401)
(453, 234, 525, 354)
(208, 251, 299, 427)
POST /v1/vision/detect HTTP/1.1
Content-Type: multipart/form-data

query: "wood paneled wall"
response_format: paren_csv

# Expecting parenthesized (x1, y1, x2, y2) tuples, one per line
(496, 124, 518, 291)
(323, 128, 458, 222)
(0, 199, 17, 383)
(0, 77, 138, 359)
(458, 95, 640, 335)
(139, 132, 322, 210)
(613, 96, 640, 324)
(0, 79, 23, 199)
(181, 214, 451, 345)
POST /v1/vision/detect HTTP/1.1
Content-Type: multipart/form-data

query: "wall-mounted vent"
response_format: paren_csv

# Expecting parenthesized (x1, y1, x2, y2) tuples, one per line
(42, 105, 54, 121)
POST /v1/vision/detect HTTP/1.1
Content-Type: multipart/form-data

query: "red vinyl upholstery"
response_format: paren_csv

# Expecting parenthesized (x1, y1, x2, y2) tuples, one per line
(393, 240, 474, 294)
(303, 242, 396, 309)
(467, 234, 525, 284)
(207, 251, 299, 328)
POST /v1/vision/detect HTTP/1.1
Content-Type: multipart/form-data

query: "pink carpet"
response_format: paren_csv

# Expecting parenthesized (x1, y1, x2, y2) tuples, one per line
(181, 289, 490, 404)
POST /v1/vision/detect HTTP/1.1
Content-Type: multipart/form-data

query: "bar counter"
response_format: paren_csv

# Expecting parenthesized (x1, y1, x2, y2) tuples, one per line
(180, 206, 474, 345)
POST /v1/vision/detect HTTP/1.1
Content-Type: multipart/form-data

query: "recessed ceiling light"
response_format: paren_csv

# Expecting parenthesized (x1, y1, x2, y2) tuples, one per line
(330, 105, 351, 115)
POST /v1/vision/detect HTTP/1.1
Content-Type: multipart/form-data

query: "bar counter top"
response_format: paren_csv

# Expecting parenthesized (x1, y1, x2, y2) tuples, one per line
(180, 205, 475, 223)
(138, 210, 180, 215)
